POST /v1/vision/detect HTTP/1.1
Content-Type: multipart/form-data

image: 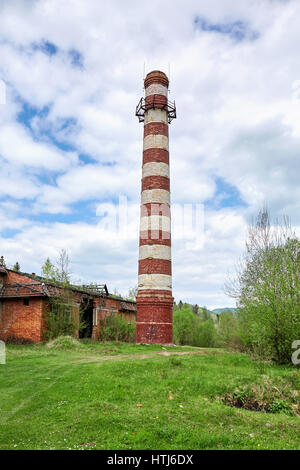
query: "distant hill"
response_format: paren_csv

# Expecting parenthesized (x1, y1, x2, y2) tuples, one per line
(212, 308, 236, 315)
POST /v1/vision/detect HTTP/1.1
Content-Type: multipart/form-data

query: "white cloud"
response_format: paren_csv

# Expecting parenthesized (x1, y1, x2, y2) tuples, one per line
(0, 0, 299, 307)
(0, 123, 78, 170)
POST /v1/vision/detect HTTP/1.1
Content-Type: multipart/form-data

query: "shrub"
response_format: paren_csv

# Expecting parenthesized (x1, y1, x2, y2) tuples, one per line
(222, 375, 298, 415)
(44, 292, 79, 340)
(269, 399, 294, 416)
(99, 314, 136, 342)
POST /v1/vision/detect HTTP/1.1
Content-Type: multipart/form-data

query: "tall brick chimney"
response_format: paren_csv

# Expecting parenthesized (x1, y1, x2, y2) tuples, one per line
(135, 70, 176, 344)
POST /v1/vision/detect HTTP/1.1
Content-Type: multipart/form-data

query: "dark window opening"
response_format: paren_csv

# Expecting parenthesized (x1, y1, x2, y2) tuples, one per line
(24, 298, 30, 306)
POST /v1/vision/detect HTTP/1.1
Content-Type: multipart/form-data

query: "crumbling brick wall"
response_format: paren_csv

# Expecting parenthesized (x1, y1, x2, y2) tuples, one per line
(0, 297, 44, 343)
(92, 297, 136, 340)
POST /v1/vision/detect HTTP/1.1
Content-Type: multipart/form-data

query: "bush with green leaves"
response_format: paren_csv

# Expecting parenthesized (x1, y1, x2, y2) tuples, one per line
(45, 292, 79, 340)
(99, 314, 136, 342)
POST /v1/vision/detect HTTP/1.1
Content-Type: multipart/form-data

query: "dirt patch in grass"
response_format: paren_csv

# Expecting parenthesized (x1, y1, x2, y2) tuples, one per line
(71, 348, 218, 364)
(220, 373, 299, 416)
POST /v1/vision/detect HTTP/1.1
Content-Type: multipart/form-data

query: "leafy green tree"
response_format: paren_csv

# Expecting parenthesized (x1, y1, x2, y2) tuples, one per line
(217, 311, 240, 348)
(173, 307, 217, 347)
(226, 208, 300, 363)
(41, 249, 71, 285)
(198, 306, 211, 322)
(192, 304, 199, 315)
(41, 258, 56, 281)
(197, 319, 217, 347)
(173, 307, 198, 345)
(13, 262, 20, 272)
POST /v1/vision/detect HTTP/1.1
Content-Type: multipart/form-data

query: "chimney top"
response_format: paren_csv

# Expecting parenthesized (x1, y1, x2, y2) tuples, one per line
(144, 70, 169, 89)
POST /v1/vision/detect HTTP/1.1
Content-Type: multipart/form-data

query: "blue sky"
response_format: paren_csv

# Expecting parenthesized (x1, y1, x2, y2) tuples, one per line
(0, 0, 299, 308)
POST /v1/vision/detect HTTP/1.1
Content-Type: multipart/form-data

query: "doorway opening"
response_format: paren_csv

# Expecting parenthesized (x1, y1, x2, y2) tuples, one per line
(79, 297, 94, 338)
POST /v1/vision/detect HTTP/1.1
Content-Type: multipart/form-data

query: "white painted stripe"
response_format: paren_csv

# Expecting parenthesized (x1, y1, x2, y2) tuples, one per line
(145, 83, 168, 97)
(138, 274, 172, 290)
(141, 189, 170, 205)
(140, 215, 171, 232)
(139, 245, 171, 261)
(144, 109, 168, 125)
(143, 134, 169, 151)
(142, 162, 169, 178)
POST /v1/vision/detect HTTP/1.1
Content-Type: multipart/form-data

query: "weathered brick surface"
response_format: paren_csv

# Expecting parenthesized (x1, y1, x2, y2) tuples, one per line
(137, 289, 173, 298)
(6, 271, 36, 284)
(139, 230, 171, 245)
(94, 297, 120, 310)
(0, 270, 136, 343)
(0, 297, 44, 342)
(141, 203, 171, 217)
(137, 70, 174, 345)
(145, 94, 168, 111)
(144, 71, 169, 88)
(136, 299, 173, 323)
(144, 122, 168, 138)
(143, 148, 169, 165)
(92, 300, 136, 340)
(138, 259, 171, 275)
(142, 175, 170, 192)
(136, 322, 173, 344)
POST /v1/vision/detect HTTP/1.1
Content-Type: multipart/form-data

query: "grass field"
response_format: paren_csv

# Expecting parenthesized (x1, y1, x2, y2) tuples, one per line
(0, 340, 299, 450)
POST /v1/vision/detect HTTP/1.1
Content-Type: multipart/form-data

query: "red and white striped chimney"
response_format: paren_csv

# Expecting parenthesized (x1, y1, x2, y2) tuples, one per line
(135, 70, 176, 344)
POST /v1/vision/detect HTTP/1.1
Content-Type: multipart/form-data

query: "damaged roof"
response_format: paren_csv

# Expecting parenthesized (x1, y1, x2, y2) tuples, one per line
(0, 265, 8, 275)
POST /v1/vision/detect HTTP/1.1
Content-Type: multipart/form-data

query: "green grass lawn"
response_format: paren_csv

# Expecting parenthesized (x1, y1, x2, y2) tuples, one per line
(0, 341, 299, 450)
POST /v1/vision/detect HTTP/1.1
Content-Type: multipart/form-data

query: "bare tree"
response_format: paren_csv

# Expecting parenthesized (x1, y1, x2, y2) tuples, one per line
(127, 286, 138, 301)
(56, 249, 71, 284)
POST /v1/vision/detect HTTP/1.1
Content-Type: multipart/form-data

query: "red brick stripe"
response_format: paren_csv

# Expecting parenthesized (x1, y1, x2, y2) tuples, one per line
(142, 175, 170, 192)
(144, 122, 168, 138)
(143, 148, 169, 165)
(145, 94, 167, 110)
(139, 231, 171, 245)
(138, 259, 171, 275)
(141, 203, 171, 217)
(137, 289, 173, 298)
(138, 290, 172, 296)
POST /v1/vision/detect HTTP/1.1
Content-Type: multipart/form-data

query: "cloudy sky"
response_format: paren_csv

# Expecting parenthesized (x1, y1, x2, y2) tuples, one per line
(0, 0, 299, 308)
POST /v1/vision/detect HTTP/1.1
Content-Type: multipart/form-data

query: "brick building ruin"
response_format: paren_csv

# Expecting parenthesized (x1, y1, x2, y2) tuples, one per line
(0, 267, 136, 343)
